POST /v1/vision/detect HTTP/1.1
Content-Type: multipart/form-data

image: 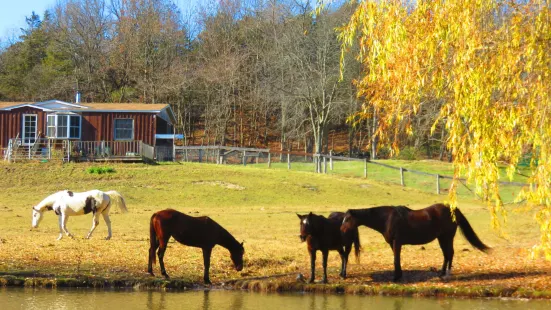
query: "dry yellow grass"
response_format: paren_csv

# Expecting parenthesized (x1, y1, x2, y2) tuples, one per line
(0, 161, 550, 297)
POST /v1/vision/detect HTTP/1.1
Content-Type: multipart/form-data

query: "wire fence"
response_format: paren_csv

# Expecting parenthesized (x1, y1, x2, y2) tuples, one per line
(156, 145, 528, 203)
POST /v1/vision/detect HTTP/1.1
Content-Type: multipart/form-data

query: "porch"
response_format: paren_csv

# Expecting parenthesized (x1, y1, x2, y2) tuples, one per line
(3, 138, 155, 162)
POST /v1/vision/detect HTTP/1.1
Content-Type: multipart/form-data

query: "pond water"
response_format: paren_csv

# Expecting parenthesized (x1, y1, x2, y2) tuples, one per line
(0, 288, 549, 310)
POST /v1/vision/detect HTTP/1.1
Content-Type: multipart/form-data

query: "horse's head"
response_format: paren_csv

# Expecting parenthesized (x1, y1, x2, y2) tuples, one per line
(31, 206, 49, 228)
(341, 211, 358, 234)
(297, 212, 314, 242)
(230, 242, 245, 271)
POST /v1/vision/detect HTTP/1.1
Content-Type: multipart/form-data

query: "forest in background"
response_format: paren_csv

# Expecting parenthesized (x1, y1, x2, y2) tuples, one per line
(0, 0, 446, 160)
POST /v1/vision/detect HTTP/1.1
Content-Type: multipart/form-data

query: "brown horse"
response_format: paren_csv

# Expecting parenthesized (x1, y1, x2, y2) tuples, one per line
(148, 209, 244, 284)
(297, 212, 360, 283)
(341, 203, 490, 282)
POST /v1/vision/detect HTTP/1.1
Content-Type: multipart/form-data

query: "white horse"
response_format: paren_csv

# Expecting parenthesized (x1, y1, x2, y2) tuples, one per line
(31, 190, 128, 240)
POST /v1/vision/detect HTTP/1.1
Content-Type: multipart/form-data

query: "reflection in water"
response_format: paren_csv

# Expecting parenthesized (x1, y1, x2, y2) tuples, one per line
(393, 298, 404, 310)
(202, 290, 209, 310)
(0, 288, 549, 310)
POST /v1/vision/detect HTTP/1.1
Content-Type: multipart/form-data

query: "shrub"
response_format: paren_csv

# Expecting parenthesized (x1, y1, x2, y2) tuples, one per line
(86, 166, 115, 174)
(396, 146, 421, 160)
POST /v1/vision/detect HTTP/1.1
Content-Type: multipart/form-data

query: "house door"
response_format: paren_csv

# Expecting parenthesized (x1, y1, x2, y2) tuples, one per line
(22, 114, 38, 145)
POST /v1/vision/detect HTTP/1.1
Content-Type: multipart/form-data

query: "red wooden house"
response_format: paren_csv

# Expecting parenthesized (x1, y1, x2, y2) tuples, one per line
(0, 100, 178, 161)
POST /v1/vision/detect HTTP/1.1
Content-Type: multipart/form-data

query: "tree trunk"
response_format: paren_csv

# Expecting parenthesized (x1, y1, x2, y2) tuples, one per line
(371, 106, 378, 160)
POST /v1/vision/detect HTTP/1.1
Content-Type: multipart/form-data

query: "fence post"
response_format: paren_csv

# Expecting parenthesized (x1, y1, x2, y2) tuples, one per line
(268, 153, 271, 168)
(322, 156, 326, 173)
(330, 150, 333, 171)
(172, 142, 176, 162)
(436, 174, 440, 195)
(400, 167, 404, 186)
(219, 148, 225, 165)
(48, 139, 51, 159)
(199, 149, 203, 163)
(287, 153, 291, 170)
(243, 151, 247, 166)
(364, 158, 367, 178)
(313, 155, 317, 173)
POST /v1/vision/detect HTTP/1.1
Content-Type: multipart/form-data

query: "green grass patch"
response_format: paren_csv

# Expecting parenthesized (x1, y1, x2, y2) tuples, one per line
(86, 166, 115, 174)
(254, 159, 530, 204)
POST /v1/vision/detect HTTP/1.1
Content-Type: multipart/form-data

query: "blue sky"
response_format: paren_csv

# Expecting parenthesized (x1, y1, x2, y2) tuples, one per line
(0, 0, 205, 42)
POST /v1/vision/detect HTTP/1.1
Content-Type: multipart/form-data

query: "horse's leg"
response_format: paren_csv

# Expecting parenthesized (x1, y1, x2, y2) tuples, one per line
(308, 250, 316, 283)
(57, 215, 63, 241)
(446, 236, 455, 276)
(392, 240, 403, 282)
(61, 213, 73, 238)
(157, 235, 170, 279)
(148, 236, 159, 276)
(321, 250, 329, 284)
(437, 236, 449, 277)
(102, 213, 112, 240)
(202, 247, 213, 285)
(338, 247, 349, 279)
(86, 213, 100, 239)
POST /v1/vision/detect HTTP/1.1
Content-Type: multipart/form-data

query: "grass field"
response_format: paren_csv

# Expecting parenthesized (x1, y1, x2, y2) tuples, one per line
(0, 161, 550, 297)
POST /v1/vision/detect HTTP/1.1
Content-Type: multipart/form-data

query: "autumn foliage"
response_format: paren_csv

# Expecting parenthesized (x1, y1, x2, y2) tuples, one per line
(339, 0, 551, 258)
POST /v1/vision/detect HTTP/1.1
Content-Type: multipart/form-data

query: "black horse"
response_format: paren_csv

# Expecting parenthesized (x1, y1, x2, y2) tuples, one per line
(148, 209, 244, 284)
(341, 203, 490, 282)
(297, 212, 360, 283)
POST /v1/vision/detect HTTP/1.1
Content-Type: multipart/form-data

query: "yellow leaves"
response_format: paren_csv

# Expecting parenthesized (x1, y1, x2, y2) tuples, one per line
(341, 0, 551, 259)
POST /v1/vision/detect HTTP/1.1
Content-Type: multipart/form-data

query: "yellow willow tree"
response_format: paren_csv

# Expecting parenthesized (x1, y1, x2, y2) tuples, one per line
(338, 0, 551, 258)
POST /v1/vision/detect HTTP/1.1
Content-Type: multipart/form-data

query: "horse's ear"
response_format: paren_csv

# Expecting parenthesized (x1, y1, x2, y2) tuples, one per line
(240, 241, 244, 246)
(296, 213, 303, 219)
(66, 190, 73, 197)
(308, 212, 313, 217)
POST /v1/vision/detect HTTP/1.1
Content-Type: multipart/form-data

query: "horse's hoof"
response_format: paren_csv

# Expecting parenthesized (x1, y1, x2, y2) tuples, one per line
(321, 279, 328, 284)
(204, 280, 212, 285)
(307, 279, 315, 284)
(105, 236, 111, 240)
(162, 274, 170, 279)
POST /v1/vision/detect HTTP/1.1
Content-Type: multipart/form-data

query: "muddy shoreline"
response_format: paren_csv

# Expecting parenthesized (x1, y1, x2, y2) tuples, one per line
(2, 273, 551, 300)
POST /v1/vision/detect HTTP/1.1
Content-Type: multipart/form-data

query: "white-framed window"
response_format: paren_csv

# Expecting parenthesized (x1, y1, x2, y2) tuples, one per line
(114, 118, 134, 140)
(47, 115, 55, 137)
(46, 114, 81, 139)
(22, 114, 38, 145)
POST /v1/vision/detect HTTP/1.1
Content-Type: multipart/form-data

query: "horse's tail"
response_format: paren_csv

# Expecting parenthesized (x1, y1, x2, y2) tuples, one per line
(353, 228, 361, 264)
(455, 208, 491, 253)
(105, 191, 128, 213)
(150, 213, 158, 265)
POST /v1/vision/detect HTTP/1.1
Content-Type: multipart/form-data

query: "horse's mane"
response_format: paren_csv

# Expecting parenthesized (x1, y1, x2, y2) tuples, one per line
(394, 206, 411, 219)
(348, 206, 409, 218)
(213, 219, 242, 252)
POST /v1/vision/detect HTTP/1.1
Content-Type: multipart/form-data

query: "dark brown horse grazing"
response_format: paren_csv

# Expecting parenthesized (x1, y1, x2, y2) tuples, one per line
(148, 209, 244, 284)
(341, 203, 490, 282)
(297, 212, 360, 283)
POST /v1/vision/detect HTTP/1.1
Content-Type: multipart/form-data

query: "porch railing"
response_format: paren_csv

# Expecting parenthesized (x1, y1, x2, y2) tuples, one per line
(5, 139, 147, 162)
(70, 140, 143, 160)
